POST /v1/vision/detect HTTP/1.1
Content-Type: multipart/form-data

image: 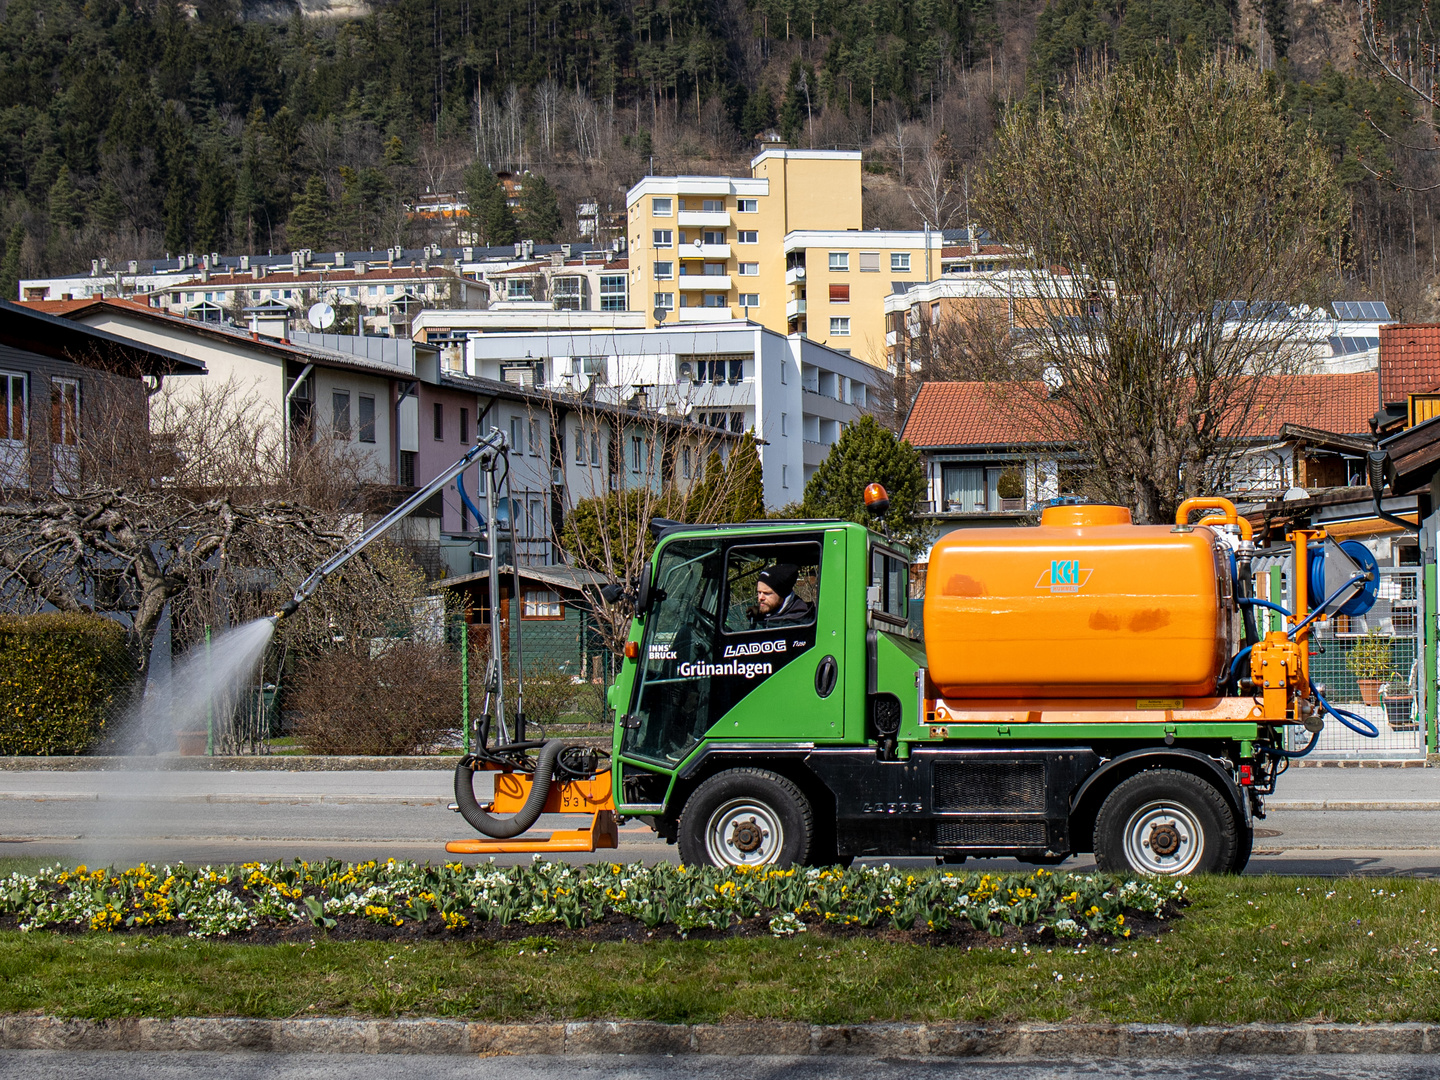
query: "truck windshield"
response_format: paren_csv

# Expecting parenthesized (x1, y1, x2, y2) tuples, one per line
(620, 538, 725, 767)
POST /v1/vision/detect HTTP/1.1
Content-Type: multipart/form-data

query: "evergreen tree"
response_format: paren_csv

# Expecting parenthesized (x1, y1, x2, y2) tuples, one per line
(741, 87, 776, 138)
(520, 173, 562, 242)
(93, 183, 127, 233)
(463, 162, 515, 247)
(193, 147, 234, 253)
(286, 175, 332, 250)
(722, 437, 765, 522)
(801, 415, 926, 548)
(781, 60, 805, 146)
(0, 223, 25, 302)
(47, 167, 83, 232)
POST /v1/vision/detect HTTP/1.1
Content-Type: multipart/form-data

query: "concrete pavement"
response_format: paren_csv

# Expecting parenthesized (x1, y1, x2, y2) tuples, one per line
(3, 763, 1440, 872)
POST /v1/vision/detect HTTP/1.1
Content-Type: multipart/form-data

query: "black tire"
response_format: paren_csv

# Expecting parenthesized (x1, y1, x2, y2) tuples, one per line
(1229, 823, 1254, 875)
(677, 768, 814, 868)
(1092, 768, 1238, 876)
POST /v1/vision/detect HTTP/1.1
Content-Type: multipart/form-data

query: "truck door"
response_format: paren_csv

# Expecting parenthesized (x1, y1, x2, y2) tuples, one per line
(619, 530, 844, 770)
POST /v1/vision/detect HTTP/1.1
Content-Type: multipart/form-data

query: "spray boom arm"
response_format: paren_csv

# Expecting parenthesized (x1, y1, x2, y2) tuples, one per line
(275, 430, 510, 620)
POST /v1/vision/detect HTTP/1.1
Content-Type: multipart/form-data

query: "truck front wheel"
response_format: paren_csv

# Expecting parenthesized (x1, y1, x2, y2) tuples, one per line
(677, 768, 814, 868)
(1093, 769, 1238, 876)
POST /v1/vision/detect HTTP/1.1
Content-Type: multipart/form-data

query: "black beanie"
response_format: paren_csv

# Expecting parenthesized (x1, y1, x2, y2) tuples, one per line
(758, 563, 799, 597)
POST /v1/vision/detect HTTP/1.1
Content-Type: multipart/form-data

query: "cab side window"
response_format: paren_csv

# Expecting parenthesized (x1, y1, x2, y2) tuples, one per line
(723, 542, 821, 633)
(870, 547, 908, 623)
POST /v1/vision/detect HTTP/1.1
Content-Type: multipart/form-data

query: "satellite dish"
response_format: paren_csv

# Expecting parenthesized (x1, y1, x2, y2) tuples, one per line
(654, 307, 669, 324)
(1042, 365, 1063, 393)
(693, 238, 703, 248)
(308, 302, 336, 330)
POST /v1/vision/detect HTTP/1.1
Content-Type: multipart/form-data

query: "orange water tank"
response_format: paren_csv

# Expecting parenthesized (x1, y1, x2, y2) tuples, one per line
(924, 504, 1233, 699)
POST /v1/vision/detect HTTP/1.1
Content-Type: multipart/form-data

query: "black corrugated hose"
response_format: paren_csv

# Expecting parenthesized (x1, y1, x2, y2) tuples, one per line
(454, 739, 566, 839)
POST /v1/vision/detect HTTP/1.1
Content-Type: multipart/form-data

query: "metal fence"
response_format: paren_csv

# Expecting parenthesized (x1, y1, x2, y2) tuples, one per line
(1256, 563, 1428, 760)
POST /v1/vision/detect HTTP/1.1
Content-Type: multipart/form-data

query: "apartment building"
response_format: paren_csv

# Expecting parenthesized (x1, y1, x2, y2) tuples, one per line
(625, 147, 943, 367)
(457, 321, 880, 506)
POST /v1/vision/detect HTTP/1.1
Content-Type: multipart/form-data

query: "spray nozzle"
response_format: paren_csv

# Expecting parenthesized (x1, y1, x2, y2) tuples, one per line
(274, 597, 302, 621)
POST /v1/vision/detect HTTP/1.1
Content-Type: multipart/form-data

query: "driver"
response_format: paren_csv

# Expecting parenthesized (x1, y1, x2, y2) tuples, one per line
(755, 563, 813, 627)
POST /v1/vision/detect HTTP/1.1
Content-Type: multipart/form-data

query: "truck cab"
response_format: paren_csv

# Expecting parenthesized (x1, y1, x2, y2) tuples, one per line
(606, 516, 1261, 874)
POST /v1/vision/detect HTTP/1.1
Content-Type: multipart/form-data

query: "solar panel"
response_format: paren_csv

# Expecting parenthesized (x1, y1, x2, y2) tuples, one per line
(1330, 301, 1355, 320)
(1329, 335, 1345, 356)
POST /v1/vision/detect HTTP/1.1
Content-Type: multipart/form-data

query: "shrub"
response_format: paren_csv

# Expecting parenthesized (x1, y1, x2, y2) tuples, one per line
(997, 469, 1026, 500)
(291, 641, 459, 755)
(0, 613, 136, 755)
(1345, 628, 1393, 681)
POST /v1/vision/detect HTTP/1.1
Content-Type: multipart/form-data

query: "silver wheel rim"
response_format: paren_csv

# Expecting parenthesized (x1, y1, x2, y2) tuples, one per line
(1121, 799, 1205, 875)
(704, 798, 783, 866)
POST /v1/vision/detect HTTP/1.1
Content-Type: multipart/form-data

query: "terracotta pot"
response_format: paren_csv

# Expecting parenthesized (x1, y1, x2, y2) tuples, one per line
(176, 730, 209, 756)
(1357, 678, 1384, 706)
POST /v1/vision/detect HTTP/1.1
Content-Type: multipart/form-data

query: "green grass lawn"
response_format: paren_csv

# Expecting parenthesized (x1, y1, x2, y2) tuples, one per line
(1, 873, 1438, 1024)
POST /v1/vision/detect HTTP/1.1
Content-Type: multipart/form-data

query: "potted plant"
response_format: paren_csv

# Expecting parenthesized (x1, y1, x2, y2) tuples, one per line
(997, 468, 1026, 511)
(1345, 629, 1392, 706)
(1382, 668, 1418, 731)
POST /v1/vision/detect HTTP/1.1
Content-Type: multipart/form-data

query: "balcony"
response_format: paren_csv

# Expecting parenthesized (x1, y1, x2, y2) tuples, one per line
(786, 266, 806, 285)
(678, 274, 731, 291)
(675, 306, 731, 322)
(786, 298, 807, 318)
(885, 330, 899, 346)
(678, 243, 732, 259)
(678, 210, 731, 228)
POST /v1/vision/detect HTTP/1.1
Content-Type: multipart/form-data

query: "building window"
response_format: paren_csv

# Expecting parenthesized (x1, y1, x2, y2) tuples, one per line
(829, 252, 849, 271)
(681, 445, 691, 479)
(781, 412, 788, 436)
(631, 435, 643, 471)
(737, 198, 758, 213)
(738, 230, 758, 244)
(250, 290, 260, 300)
(50, 377, 80, 447)
(782, 464, 788, 488)
(600, 275, 627, 311)
(654, 261, 674, 280)
(859, 251, 880, 272)
(385, 285, 394, 295)
(551, 276, 583, 310)
(332, 390, 351, 438)
(891, 252, 911, 273)
(399, 450, 416, 486)
(459, 406, 470, 443)
(654, 292, 676, 312)
(506, 278, 534, 300)
(522, 588, 564, 619)
(702, 293, 728, 308)
(738, 263, 759, 276)
(529, 418, 540, 455)
(739, 293, 759, 307)
(731, 412, 744, 432)
(529, 497, 543, 536)
(510, 416, 523, 451)
(433, 402, 444, 440)
(591, 431, 600, 466)
(575, 424, 587, 464)
(829, 284, 850, 303)
(653, 229, 673, 248)
(358, 395, 376, 443)
(702, 198, 725, 212)
(652, 197, 673, 216)
(830, 317, 851, 335)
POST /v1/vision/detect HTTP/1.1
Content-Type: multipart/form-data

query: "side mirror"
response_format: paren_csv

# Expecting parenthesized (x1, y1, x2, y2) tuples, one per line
(599, 583, 625, 604)
(636, 569, 653, 615)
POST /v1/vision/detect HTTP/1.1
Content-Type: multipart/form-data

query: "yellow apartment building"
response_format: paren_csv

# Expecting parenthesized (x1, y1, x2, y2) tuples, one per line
(625, 147, 942, 367)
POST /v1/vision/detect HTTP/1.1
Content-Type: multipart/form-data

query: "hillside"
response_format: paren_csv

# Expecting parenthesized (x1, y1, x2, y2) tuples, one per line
(0, 0, 1433, 313)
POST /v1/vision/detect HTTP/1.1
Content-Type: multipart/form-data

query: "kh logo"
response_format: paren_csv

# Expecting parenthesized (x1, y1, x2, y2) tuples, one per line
(1035, 559, 1093, 593)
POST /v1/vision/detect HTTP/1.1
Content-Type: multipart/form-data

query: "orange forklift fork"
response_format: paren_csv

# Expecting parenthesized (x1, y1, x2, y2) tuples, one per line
(445, 765, 619, 855)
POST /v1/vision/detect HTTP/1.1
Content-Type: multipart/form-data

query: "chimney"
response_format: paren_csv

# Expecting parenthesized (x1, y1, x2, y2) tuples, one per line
(970, 226, 980, 256)
(200, 264, 209, 283)
(561, 243, 572, 258)
(550, 251, 564, 267)
(354, 260, 367, 275)
(514, 242, 523, 257)
(422, 252, 430, 271)
(248, 305, 291, 342)
(335, 251, 346, 266)
(127, 260, 138, 274)
(463, 247, 475, 261)
(252, 264, 265, 280)
(91, 259, 100, 276)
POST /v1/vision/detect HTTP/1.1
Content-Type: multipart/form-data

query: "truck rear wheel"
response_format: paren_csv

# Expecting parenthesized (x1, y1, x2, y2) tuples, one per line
(677, 768, 813, 868)
(1093, 769, 1237, 876)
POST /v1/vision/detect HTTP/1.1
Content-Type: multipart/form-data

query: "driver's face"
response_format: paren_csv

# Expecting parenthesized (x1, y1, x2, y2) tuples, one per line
(756, 581, 782, 614)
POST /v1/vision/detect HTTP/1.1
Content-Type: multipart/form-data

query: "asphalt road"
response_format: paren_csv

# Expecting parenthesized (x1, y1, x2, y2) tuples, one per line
(3, 1053, 1440, 1080)
(2, 766, 1440, 874)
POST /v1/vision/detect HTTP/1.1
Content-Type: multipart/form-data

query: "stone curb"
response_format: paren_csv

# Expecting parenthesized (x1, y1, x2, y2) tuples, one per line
(0, 745, 610, 772)
(3, 1017, 1440, 1057)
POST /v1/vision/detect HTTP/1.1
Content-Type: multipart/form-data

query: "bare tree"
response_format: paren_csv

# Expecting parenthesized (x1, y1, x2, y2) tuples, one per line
(908, 137, 962, 230)
(534, 79, 562, 156)
(973, 58, 1348, 523)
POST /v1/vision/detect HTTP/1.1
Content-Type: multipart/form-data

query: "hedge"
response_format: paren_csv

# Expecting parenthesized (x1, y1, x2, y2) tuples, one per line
(0, 613, 135, 755)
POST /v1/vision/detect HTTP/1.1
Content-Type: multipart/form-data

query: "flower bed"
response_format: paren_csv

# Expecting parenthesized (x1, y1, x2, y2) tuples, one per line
(0, 860, 1186, 944)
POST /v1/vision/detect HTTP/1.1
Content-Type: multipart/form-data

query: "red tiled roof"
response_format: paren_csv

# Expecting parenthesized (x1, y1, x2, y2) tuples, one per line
(23, 297, 155, 316)
(903, 372, 1378, 448)
(1380, 323, 1440, 402)
(901, 381, 1053, 446)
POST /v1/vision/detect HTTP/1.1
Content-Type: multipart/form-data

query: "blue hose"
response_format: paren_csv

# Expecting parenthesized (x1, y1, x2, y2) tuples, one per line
(1227, 645, 1252, 686)
(1237, 598, 1292, 619)
(1267, 728, 1321, 758)
(1309, 677, 1379, 739)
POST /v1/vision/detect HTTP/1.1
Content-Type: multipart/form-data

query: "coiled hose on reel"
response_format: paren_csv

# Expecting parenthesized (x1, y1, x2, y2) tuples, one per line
(454, 739, 566, 838)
